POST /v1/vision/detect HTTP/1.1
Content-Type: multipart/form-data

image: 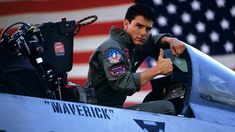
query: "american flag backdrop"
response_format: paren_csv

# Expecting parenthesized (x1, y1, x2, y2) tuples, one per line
(0, 0, 234, 107)
(138, 0, 235, 69)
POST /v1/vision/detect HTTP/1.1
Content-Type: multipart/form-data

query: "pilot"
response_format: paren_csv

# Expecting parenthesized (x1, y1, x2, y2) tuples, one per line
(85, 4, 185, 115)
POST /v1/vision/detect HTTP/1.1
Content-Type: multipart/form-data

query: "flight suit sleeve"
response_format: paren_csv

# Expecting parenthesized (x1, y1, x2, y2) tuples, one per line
(134, 33, 172, 61)
(100, 48, 141, 96)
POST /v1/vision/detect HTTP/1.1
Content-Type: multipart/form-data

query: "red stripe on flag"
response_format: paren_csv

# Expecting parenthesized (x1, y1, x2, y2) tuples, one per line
(0, 0, 134, 16)
(123, 102, 138, 108)
(68, 78, 87, 87)
(73, 51, 93, 64)
(141, 82, 152, 91)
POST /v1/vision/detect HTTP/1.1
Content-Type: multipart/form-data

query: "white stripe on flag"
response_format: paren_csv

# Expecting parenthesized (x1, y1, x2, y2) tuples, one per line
(125, 91, 150, 103)
(212, 54, 235, 68)
(74, 35, 108, 52)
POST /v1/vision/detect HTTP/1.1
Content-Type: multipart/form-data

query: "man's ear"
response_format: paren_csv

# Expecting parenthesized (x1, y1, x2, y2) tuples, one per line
(123, 19, 129, 31)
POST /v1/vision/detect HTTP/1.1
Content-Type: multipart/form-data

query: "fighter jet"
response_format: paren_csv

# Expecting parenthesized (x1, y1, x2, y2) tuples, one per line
(0, 18, 234, 132)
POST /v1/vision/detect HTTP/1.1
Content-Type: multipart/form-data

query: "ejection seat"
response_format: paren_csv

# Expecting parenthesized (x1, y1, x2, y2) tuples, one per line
(0, 16, 98, 104)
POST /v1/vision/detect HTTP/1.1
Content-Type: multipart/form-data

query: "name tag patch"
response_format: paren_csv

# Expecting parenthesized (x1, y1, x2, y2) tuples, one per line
(109, 65, 126, 77)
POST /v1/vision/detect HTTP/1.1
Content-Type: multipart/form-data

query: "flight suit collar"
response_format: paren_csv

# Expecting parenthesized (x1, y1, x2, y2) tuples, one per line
(110, 26, 136, 50)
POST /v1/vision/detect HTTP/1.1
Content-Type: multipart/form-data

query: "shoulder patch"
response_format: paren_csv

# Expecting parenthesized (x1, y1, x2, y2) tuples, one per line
(124, 49, 130, 61)
(107, 49, 123, 64)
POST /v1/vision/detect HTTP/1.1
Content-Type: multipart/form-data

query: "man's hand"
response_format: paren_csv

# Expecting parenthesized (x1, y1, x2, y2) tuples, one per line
(161, 37, 186, 57)
(154, 49, 173, 75)
(139, 49, 173, 86)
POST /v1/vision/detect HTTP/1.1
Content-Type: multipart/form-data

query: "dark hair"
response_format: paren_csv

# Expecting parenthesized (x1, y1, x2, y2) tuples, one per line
(125, 4, 155, 22)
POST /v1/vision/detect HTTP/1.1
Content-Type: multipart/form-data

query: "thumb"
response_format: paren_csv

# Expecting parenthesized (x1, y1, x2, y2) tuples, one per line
(158, 48, 164, 60)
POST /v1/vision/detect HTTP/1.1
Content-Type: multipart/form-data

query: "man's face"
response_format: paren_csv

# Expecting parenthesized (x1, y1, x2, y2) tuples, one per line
(123, 15, 153, 46)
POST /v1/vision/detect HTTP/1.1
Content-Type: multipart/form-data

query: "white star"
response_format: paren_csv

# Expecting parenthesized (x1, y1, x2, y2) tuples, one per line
(209, 31, 219, 42)
(151, 28, 159, 36)
(224, 41, 234, 53)
(172, 24, 182, 35)
(230, 6, 235, 17)
(186, 34, 196, 44)
(220, 19, 229, 30)
(181, 12, 191, 23)
(157, 16, 168, 26)
(112, 52, 117, 58)
(205, 10, 215, 21)
(191, 0, 201, 11)
(201, 43, 210, 54)
(153, 0, 162, 6)
(196, 21, 205, 33)
(167, 3, 177, 14)
(216, 0, 225, 8)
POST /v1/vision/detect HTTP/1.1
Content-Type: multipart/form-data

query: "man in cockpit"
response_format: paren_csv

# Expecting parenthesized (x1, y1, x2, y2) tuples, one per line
(85, 4, 185, 115)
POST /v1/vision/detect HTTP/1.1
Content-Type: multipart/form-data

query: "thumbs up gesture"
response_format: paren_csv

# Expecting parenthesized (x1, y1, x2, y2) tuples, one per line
(154, 49, 173, 75)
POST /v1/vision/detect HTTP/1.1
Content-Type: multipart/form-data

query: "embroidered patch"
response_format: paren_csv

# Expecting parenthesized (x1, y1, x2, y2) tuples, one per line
(107, 49, 122, 64)
(109, 65, 126, 77)
(124, 49, 130, 61)
(54, 42, 65, 56)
